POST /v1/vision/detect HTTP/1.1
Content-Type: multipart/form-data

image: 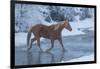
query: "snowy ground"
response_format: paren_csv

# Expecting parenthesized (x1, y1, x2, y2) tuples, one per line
(15, 18, 95, 65)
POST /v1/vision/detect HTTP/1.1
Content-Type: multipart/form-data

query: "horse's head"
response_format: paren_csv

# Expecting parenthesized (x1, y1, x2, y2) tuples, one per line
(63, 20, 72, 31)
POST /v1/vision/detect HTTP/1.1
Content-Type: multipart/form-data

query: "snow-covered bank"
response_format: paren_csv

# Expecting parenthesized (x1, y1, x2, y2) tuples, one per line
(61, 54, 94, 63)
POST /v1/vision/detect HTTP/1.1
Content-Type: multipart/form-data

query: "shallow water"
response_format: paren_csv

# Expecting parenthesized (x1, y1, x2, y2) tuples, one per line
(15, 30, 94, 66)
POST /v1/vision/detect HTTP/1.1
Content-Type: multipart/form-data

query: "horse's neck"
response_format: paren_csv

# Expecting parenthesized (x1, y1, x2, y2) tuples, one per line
(58, 25, 64, 31)
(54, 23, 64, 32)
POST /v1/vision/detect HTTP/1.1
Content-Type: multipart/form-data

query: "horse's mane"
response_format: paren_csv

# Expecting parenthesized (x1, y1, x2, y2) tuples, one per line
(33, 20, 65, 30)
(54, 21, 65, 30)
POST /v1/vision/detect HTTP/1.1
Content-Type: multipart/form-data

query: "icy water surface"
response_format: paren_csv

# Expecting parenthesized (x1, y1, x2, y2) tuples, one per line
(15, 30, 94, 65)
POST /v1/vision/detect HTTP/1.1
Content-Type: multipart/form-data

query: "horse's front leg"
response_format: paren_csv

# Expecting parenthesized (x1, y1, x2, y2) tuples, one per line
(58, 37, 66, 51)
(46, 39, 54, 51)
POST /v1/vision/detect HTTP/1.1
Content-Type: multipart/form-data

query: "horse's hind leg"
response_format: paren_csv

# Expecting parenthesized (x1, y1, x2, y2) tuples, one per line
(37, 38, 42, 51)
(28, 38, 36, 50)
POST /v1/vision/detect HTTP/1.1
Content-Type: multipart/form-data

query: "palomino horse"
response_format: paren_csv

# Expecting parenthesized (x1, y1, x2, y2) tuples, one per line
(27, 20, 72, 51)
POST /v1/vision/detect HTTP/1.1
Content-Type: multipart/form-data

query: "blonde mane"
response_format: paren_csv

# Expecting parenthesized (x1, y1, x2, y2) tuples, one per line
(54, 21, 65, 30)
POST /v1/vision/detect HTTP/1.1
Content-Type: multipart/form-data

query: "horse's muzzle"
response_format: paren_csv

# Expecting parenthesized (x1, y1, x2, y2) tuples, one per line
(67, 27, 72, 31)
(69, 28, 72, 31)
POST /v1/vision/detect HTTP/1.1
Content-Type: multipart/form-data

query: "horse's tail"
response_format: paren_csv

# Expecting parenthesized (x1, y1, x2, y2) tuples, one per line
(27, 28, 32, 47)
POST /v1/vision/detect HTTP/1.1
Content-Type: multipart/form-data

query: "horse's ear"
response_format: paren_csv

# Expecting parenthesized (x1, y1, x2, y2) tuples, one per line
(63, 20, 66, 23)
(64, 19, 69, 24)
(63, 19, 69, 26)
(64, 20, 67, 24)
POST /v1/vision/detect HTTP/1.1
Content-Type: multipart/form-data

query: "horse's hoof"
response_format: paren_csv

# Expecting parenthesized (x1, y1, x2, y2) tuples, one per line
(46, 49, 51, 52)
(27, 47, 31, 51)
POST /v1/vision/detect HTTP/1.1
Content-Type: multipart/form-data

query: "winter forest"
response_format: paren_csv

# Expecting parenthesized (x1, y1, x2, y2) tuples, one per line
(15, 3, 95, 65)
(15, 4, 94, 32)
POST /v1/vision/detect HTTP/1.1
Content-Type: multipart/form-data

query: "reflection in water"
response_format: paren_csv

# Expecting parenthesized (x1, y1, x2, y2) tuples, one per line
(26, 50, 65, 65)
(15, 44, 92, 65)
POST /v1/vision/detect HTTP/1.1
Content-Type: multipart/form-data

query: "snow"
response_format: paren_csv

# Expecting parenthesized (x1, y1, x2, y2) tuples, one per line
(61, 54, 94, 63)
(15, 4, 94, 32)
(15, 33, 27, 47)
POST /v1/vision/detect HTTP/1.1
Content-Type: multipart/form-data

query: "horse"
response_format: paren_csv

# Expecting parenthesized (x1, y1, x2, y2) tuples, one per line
(27, 20, 72, 51)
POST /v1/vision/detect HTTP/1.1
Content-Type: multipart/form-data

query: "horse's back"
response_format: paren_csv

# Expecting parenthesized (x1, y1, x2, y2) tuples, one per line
(31, 24, 48, 35)
(31, 24, 45, 29)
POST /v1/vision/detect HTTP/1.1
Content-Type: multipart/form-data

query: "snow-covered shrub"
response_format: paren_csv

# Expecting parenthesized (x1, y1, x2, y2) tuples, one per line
(79, 8, 92, 20)
(47, 6, 64, 22)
